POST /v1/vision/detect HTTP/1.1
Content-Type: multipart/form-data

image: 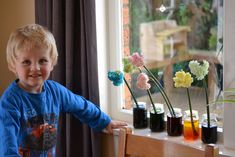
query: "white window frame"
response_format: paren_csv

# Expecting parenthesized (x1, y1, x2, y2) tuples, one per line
(96, 0, 235, 125)
(107, 0, 133, 122)
(96, 0, 132, 122)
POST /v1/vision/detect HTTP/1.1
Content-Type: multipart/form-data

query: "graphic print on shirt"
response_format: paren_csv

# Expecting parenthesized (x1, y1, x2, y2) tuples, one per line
(19, 113, 58, 157)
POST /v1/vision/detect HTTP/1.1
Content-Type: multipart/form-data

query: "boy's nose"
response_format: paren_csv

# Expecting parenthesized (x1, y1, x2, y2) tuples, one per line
(31, 63, 40, 71)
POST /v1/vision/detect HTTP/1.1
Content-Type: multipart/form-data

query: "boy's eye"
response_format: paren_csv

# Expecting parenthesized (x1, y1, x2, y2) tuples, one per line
(22, 60, 31, 65)
(39, 59, 48, 64)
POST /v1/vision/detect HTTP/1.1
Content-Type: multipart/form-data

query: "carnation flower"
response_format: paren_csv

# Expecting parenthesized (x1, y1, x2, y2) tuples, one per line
(136, 73, 151, 90)
(173, 70, 198, 136)
(107, 70, 124, 86)
(189, 60, 211, 127)
(173, 70, 193, 88)
(128, 52, 176, 117)
(136, 72, 158, 114)
(108, 70, 140, 108)
(128, 52, 144, 68)
(188, 60, 209, 80)
(123, 58, 135, 73)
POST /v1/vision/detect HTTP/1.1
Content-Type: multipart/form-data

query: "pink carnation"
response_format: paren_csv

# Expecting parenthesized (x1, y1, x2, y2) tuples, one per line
(129, 52, 144, 68)
(137, 73, 151, 90)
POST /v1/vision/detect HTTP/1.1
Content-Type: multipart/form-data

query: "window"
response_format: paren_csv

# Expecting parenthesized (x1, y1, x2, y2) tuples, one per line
(96, 0, 235, 128)
(104, 0, 225, 126)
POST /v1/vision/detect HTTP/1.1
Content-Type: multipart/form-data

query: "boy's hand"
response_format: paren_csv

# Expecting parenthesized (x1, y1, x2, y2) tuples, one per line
(105, 120, 128, 134)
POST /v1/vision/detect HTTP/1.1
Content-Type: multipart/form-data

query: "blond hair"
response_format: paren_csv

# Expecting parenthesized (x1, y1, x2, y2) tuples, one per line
(6, 24, 58, 71)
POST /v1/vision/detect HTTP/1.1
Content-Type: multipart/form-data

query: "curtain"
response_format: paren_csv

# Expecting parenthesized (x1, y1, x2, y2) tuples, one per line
(35, 0, 101, 157)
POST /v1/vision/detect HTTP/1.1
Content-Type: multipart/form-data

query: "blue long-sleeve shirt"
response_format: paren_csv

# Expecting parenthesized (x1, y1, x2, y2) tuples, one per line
(0, 80, 111, 157)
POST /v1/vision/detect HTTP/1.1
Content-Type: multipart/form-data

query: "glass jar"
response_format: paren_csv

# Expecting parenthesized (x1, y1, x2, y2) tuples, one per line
(201, 113, 218, 144)
(183, 110, 199, 140)
(167, 108, 183, 136)
(133, 102, 148, 128)
(150, 103, 165, 132)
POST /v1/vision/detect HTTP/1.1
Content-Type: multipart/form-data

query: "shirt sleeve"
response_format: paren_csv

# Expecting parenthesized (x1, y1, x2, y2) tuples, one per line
(0, 95, 21, 157)
(53, 82, 111, 131)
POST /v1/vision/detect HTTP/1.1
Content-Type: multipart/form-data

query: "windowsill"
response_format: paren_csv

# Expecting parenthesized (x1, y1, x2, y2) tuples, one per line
(112, 123, 235, 157)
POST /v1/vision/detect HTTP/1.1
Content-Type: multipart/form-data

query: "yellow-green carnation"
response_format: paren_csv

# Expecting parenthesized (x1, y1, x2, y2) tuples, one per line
(188, 60, 209, 80)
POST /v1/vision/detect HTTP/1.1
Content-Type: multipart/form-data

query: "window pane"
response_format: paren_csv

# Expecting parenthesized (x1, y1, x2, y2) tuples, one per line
(122, 0, 223, 127)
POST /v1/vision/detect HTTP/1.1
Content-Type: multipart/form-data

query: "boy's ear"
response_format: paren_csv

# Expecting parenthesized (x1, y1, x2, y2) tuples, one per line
(50, 65, 54, 71)
(8, 64, 16, 74)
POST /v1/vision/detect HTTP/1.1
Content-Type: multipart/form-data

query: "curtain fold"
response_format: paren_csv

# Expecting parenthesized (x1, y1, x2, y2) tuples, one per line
(35, 0, 101, 157)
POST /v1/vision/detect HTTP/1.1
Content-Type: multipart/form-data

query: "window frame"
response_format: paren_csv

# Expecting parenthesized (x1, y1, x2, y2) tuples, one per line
(107, 0, 133, 122)
(96, 0, 132, 122)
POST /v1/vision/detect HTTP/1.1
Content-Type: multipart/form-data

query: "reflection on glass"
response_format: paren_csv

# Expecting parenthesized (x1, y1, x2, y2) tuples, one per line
(122, 0, 224, 126)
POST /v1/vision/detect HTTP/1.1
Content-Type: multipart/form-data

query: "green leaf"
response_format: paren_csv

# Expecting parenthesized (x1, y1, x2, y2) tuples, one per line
(224, 88, 235, 92)
(215, 99, 235, 103)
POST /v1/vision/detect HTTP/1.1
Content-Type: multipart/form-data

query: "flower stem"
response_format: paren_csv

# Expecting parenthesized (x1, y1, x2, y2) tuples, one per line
(186, 88, 198, 136)
(123, 77, 139, 108)
(138, 68, 156, 112)
(150, 77, 173, 115)
(147, 90, 157, 114)
(144, 66, 176, 117)
(203, 79, 210, 128)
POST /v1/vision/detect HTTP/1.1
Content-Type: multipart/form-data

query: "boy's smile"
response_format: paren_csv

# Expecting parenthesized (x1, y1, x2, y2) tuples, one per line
(12, 48, 54, 93)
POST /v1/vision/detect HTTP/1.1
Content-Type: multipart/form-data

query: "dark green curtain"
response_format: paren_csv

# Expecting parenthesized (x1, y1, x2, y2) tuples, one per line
(35, 0, 102, 157)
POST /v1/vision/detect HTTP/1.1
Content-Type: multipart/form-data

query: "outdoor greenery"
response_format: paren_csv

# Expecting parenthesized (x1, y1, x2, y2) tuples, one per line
(129, 0, 218, 53)
(129, 0, 166, 53)
(128, 0, 221, 97)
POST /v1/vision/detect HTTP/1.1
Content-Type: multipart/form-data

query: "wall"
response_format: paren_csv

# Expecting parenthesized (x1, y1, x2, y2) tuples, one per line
(223, 0, 235, 150)
(0, 0, 35, 95)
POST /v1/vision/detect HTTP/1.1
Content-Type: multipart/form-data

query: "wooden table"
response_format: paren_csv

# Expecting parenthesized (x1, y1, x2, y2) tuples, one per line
(144, 51, 221, 99)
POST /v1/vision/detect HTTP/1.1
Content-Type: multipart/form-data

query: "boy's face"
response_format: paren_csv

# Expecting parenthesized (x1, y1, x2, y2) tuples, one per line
(11, 48, 54, 93)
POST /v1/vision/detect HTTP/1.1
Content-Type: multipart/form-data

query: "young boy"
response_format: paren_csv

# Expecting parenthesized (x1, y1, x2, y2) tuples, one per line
(0, 24, 127, 157)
